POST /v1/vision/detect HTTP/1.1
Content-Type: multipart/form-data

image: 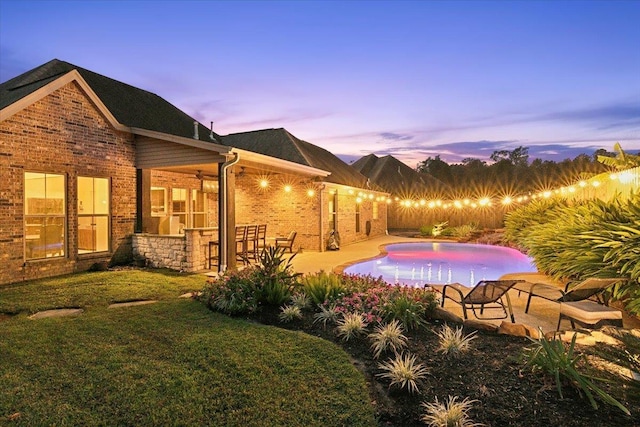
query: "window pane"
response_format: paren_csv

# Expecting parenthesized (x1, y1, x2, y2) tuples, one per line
(151, 187, 166, 216)
(78, 176, 94, 214)
(26, 217, 45, 259)
(47, 174, 65, 215)
(94, 178, 109, 214)
(172, 188, 187, 212)
(78, 216, 94, 252)
(94, 216, 109, 252)
(45, 217, 65, 258)
(25, 173, 45, 215)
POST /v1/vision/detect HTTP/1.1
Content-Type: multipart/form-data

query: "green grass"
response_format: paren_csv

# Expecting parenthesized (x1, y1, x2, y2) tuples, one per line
(0, 269, 203, 314)
(0, 271, 375, 426)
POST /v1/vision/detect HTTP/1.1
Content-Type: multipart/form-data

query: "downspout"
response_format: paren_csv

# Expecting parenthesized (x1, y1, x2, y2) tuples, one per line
(218, 152, 240, 273)
(318, 183, 325, 251)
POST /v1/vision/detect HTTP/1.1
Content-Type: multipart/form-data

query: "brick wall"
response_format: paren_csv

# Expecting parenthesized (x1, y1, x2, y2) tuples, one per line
(235, 174, 321, 251)
(0, 81, 137, 285)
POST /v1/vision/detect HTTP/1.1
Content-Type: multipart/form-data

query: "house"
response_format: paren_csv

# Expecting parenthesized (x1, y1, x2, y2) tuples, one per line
(0, 59, 387, 285)
(352, 154, 448, 230)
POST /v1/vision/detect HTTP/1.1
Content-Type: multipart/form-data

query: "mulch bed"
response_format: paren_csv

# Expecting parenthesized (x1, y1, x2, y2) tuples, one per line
(249, 306, 639, 427)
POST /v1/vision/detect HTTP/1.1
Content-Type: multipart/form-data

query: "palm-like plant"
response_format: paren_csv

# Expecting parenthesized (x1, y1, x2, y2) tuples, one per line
(523, 332, 630, 415)
(377, 352, 429, 394)
(421, 396, 482, 427)
(368, 320, 408, 359)
(436, 324, 477, 357)
(336, 312, 368, 341)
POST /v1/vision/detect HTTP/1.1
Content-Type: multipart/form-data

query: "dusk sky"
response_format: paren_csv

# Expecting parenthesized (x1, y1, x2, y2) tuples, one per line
(1, 0, 639, 168)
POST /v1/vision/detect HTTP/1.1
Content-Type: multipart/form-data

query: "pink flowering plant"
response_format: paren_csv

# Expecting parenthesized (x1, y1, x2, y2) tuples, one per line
(324, 280, 438, 329)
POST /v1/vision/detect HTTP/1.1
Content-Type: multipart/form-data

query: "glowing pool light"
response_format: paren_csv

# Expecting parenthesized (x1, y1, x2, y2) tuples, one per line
(343, 242, 537, 287)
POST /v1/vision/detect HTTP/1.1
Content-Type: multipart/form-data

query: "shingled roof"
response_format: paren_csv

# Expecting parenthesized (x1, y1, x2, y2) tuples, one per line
(352, 154, 448, 197)
(0, 59, 221, 143)
(222, 128, 371, 188)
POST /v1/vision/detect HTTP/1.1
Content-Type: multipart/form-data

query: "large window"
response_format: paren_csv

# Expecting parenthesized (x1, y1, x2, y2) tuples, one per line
(191, 189, 208, 228)
(78, 177, 110, 253)
(355, 203, 361, 233)
(172, 188, 187, 229)
(24, 172, 66, 260)
(373, 202, 379, 220)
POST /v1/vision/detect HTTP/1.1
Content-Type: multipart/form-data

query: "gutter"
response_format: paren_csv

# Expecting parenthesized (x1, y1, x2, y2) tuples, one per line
(218, 153, 240, 272)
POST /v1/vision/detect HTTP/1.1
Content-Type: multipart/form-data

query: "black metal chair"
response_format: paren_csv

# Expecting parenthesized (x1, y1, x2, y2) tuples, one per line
(437, 280, 523, 323)
(525, 277, 625, 313)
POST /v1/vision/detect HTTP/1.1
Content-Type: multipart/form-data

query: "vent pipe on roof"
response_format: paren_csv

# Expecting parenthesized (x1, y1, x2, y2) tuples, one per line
(193, 121, 199, 140)
(210, 121, 215, 141)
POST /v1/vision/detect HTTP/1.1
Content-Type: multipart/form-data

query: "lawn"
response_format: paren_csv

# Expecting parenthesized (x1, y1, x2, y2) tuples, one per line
(0, 270, 375, 426)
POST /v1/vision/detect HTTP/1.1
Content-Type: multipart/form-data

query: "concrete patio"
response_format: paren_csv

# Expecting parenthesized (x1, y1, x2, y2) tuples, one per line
(290, 235, 639, 334)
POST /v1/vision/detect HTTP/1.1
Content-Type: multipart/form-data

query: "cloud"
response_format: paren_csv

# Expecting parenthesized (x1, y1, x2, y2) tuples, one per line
(379, 132, 414, 141)
(537, 101, 640, 129)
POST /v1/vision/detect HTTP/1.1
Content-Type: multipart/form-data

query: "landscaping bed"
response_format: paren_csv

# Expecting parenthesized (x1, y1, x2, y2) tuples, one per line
(250, 305, 639, 427)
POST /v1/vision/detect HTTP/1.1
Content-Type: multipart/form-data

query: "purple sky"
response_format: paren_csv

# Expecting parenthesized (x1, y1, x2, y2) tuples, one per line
(1, 0, 639, 168)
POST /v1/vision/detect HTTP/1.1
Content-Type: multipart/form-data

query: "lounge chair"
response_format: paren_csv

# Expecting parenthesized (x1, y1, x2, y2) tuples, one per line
(435, 280, 522, 323)
(525, 277, 625, 314)
(275, 231, 296, 253)
(557, 300, 623, 330)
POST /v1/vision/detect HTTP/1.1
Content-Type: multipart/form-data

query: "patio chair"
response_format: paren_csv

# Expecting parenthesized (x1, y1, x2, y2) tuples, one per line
(437, 280, 522, 323)
(235, 225, 248, 264)
(244, 224, 258, 262)
(275, 231, 296, 253)
(525, 277, 625, 314)
(255, 224, 267, 254)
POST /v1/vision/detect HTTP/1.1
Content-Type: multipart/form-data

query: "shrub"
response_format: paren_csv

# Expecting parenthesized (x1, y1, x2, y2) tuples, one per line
(340, 273, 388, 293)
(382, 286, 438, 330)
(421, 396, 481, 427)
(290, 292, 310, 310)
(279, 304, 303, 323)
(436, 325, 477, 357)
(199, 268, 260, 315)
(419, 224, 433, 237)
(377, 352, 429, 394)
(368, 320, 408, 359)
(332, 287, 388, 324)
(255, 246, 302, 306)
(450, 223, 480, 240)
(336, 312, 368, 341)
(302, 271, 345, 305)
(522, 332, 629, 415)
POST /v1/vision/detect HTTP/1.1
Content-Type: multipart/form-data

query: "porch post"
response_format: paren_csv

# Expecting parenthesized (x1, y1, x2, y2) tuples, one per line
(136, 169, 151, 233)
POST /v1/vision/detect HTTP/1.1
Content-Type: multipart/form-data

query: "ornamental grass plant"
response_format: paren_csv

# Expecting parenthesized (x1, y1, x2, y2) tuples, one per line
(377, 352, 429, 394)
(421, 396, 482, 427)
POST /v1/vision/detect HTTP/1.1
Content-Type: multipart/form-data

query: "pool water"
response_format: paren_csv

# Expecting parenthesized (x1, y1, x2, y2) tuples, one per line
(343, 242, 537, 287)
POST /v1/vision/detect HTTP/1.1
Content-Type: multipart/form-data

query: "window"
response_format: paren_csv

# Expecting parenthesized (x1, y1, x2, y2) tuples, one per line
(78, 177, 110, 253)
(329, 192, 337, 231)
(24, 172, 66, 260)
(172, 188, 187, 228)
(191, 189, 208, 227)
(355, 203, 361, 233)
(373, 202, 379, 220)
(151, 187, 167, 216)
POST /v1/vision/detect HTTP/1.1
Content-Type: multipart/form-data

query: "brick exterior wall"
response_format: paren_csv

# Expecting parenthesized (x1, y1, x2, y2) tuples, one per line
(0, 81, 137, 285)
(235, 174, 321, 251)
(235, 177, 387, 252)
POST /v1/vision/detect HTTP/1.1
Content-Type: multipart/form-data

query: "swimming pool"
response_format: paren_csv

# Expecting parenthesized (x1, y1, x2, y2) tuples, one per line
(343, 242, 537, 287)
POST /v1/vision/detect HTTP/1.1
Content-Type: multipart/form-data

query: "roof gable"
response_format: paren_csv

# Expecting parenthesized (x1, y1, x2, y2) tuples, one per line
(222, 128, 370, 188)
(1, 59, 221, 143)
(353, 154, 448, 196)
